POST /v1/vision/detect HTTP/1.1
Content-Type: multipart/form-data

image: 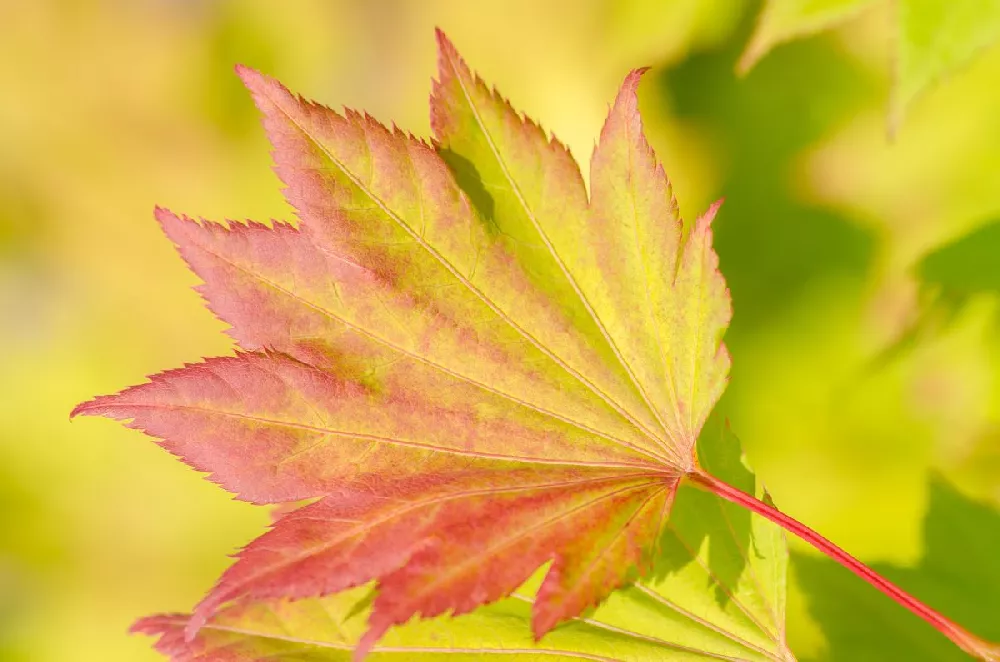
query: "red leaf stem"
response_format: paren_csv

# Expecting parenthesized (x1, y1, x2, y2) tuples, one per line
(688, 470, 1000, 661)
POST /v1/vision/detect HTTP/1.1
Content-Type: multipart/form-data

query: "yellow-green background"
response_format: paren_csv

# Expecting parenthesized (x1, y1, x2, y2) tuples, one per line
(1, 1, 997, 660)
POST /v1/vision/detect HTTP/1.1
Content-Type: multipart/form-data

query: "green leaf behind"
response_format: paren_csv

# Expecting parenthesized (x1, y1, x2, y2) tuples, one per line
(796, 477, 1000, 661)
(741, 0, 1000, 128)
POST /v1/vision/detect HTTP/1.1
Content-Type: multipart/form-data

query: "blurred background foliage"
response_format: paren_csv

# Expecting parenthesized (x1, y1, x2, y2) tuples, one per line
(1, 1, 997, 660)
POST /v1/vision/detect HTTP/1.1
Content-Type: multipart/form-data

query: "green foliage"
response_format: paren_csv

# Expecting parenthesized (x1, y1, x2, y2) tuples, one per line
(895, 0, 1000, 128)
(742, 0, 1000, 128)
(870, 218, 1000, 370)
(661, 27, 875, 334)
(740, 0, 876, 72)
(918, 219, 1000, 300)
(796, 478, 1000, 660)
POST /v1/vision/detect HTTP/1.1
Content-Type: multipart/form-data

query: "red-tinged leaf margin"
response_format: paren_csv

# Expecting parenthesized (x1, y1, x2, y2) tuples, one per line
(69, 351, 366, 504)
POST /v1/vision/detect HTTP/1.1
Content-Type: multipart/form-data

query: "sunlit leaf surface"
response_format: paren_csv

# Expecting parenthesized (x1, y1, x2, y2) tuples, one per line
(74, 30, 791, 660)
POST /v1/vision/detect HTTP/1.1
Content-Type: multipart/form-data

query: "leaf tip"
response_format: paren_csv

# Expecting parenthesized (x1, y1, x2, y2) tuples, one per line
(594, 67, 652, 158)
(353, 631, 379, 662)
(235, 64, 293, 116)
(130, 612, 188, 636)
(433, 27, 464, 78)
(69, 399, 96, 419)
(234, 63, 263, 88)
(529, 605, 556, 642)
(617, 67, 651, 106)
(153, 205, 183, 232)
(70, 389, 129, 420)
(597, 67, 656, 151)
(431, 28, 475, 140)
(530, 563, 578, 641)
(152, 207, 211, 258)
(434, 26, 454, 52)
(700, 198, 725, 228)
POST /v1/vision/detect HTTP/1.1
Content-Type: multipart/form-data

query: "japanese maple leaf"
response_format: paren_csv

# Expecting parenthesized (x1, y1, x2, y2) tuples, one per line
(74, 29, 1000, 662)
(74, 30, 729, 657)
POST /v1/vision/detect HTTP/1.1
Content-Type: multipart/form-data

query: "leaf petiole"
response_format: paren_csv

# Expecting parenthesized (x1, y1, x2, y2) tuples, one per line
(687, 470, 1000, 661)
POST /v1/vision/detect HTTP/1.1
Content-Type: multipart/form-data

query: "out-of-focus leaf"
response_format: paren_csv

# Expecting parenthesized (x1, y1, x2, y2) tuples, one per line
(662, 29, 875, 334)
(868, 218, 1000, 370)
(894, 0, 1000, 129)
(134, 421, 794, 661)
(740, 0, 1000, 129)
(918, 218, 1000, 300)
(739, 0, 877, 73)
(796, 477, 1000, 661)
(73, 30, 793, 659)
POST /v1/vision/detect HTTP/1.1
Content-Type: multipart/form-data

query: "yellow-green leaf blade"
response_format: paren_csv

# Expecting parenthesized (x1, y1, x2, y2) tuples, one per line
(589, 74, 731, 458)
(433, 43, 732, 463)
(431, 34, 674, 459)
(136, 589, 744, 661)
(238, 65, 669, 461)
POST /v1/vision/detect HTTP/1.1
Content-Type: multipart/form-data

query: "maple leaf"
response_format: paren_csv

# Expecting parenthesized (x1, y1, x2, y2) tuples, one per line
(918, 218, 1000, 301)
(73, 30, 731, 656)
(72, 29, 999, 662)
